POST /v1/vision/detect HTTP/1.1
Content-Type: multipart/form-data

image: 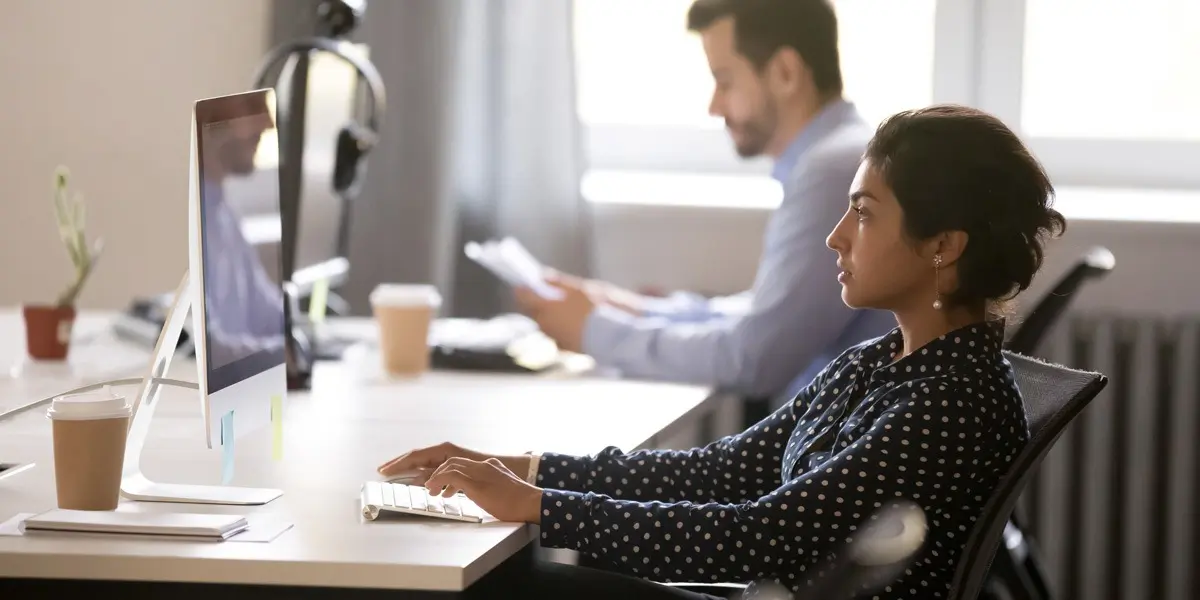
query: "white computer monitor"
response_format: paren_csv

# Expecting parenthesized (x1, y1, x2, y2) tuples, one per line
(120, 89, 286, 506)
(191, 89, 289, 449)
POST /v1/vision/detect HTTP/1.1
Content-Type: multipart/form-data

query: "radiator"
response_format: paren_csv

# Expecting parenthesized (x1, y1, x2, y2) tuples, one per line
(1016, 313, 1200, 600)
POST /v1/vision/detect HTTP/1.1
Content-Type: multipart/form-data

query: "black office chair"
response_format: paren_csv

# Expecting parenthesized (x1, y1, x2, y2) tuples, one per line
(1005, 246, 1115, 355)
(663, 501, 930, 600)
(949, 352, 1108, 600)
(984, 246, 1115, 600)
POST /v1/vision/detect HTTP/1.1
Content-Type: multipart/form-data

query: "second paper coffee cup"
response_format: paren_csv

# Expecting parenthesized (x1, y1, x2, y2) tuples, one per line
(370, 283, 441, 376)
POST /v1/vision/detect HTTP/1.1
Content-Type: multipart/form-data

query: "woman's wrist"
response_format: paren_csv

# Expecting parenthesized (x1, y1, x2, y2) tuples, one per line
(522, 485, 545, 524)
(500, 452, 541, 485)
(524, 452, 541, 484)
(498, 454, 535, 481)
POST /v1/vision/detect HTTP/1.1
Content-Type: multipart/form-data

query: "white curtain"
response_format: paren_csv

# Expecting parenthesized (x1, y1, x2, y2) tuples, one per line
(345, 0, 593, 317)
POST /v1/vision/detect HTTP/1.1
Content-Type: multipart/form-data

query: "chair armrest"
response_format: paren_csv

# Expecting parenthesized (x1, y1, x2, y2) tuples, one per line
(660, 581, 748, 599)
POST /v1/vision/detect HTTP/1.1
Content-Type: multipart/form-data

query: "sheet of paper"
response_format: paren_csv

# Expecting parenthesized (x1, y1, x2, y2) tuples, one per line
(465, 241, 523, 286)
(0, 513, 28, 536)
(464, 237, 563, 299)
(230, 516, 293, 543)
(497, 237, 563, 299)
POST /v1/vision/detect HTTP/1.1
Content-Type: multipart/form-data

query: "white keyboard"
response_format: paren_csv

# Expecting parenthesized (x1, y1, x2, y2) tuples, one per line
(360, 480, 486, 523)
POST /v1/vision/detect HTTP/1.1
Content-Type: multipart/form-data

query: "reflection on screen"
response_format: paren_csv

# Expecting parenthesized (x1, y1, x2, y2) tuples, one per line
(198, 110, 287, 376)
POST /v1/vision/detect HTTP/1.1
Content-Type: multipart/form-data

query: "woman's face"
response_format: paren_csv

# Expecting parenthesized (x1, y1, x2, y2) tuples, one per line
(826, 159, 939, 312)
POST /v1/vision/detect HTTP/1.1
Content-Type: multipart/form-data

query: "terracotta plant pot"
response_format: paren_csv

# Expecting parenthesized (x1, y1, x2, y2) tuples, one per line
(22, 304, 76, 360)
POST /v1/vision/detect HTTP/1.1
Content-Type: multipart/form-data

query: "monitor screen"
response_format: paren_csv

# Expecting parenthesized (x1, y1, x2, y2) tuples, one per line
(195, 91, 287, 394)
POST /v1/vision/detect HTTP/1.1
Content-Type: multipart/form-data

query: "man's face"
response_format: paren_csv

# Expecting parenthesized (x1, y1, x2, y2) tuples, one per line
(699, 17, 778, 158)
(217, 110, 273, 176)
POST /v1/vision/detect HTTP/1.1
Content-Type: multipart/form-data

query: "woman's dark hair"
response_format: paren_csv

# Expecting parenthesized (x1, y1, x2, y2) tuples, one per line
(865, 104, 1066, 313)
(687, 0, 843, 96)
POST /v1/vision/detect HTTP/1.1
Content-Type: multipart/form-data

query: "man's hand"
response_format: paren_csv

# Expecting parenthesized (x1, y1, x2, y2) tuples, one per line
(424, 457, 543, 523)
(377, 442, 530, 486)
(545, 270, 646, 316)
(513, 281, 596, 353)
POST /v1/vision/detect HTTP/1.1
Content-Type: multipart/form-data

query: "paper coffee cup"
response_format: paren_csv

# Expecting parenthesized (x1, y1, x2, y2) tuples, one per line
(370, 284, 441, 376)
(46, 387, 132, 510)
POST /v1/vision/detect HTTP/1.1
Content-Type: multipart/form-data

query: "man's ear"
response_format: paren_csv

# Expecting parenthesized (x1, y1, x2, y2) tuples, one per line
(764, 47, 808, 97)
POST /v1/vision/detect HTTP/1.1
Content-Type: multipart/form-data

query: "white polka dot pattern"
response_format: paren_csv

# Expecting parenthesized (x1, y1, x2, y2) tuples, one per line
(536, 320, 1029, 599)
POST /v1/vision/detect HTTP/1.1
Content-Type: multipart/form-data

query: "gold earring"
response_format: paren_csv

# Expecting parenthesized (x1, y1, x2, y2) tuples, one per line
(932, 254, 943, 310)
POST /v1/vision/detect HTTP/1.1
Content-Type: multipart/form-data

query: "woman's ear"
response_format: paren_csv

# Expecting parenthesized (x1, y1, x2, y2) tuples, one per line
(930, 230, 969, 267)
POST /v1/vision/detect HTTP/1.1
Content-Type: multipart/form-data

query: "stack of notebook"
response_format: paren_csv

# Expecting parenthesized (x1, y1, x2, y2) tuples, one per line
(21, 509, 249, 541)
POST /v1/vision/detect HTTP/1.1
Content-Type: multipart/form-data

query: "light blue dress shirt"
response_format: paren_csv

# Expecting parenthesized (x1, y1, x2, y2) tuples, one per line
(200, 179, 287, 370)
(581, 99, 896, 399)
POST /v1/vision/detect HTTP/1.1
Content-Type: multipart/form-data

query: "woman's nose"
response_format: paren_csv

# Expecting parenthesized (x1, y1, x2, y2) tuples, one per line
(827, 212, 850, 251)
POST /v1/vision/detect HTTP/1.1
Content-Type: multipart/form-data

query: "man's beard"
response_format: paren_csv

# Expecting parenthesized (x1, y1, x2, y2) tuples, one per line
(728, 98, 779, 158)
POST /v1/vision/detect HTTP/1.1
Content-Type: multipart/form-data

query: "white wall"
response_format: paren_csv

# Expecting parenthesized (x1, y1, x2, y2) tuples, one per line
(0, 0, 271, 309)
(589, 189, 1200, 319)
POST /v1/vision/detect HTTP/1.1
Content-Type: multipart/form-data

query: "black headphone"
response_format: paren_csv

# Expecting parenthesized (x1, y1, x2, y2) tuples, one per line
(251, 36, 386, 199)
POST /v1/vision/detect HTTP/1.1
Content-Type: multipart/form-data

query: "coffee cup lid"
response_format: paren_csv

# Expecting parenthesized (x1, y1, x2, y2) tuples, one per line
(46, 386, 132, 421)
(370, 284, 442, 308)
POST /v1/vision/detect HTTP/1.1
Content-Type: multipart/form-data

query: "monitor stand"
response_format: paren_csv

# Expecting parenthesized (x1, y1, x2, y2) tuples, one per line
(119, 271, 283, 505)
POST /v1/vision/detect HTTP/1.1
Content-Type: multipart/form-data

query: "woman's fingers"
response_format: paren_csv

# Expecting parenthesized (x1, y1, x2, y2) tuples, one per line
(426, 468, 472, 498)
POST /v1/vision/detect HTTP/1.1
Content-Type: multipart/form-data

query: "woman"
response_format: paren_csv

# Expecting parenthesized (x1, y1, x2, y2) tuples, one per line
(377, 104, 1066, 599)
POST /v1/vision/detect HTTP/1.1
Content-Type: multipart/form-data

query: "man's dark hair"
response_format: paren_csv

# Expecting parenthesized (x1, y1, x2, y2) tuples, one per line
(865, 104, 1067, 313)
(687, 0, 843, 96)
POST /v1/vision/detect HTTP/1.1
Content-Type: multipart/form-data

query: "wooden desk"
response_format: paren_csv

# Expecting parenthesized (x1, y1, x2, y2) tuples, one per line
(0, 310, 716, 594)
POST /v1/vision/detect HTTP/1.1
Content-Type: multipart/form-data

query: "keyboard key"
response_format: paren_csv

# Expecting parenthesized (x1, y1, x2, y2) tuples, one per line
(408, 485, 427, 511)
(426, 493, 445, 513)
(443, 497, 462, 517)
(460, 498, 484, 520)
(392, 483, 412, 508)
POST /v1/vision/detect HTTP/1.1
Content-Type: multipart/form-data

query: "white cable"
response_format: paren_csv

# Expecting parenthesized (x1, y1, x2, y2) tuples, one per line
(0, 377, 198, 422)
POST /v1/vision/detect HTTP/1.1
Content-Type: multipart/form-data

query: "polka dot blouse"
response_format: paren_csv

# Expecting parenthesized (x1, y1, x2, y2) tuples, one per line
(536, 320, 1029, 599)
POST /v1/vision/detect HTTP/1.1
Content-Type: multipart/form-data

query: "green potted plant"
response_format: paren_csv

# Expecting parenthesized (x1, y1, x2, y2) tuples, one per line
(22, 166, 104, 360)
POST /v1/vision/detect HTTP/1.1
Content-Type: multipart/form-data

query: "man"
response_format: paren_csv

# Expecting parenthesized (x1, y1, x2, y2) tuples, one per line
(517, 0, 895, 402)
(199, 96, 288, 368)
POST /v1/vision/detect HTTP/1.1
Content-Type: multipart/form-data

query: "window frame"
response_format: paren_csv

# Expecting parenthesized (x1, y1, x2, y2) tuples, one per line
(974, 0, 1200, 190)
(578, 0, 1200, 190)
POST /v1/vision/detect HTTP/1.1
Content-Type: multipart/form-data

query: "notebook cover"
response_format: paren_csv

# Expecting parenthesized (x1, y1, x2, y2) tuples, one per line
(23, 509, 248, 537)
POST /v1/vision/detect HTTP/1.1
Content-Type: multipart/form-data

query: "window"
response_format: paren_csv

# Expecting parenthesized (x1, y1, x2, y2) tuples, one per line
(574, 0, 716, 129)
(1021, 0, 1200, 141)
(573, 0, 938, 173)
(574, 0, 1200, 193)
(972, 0, 1200, 188)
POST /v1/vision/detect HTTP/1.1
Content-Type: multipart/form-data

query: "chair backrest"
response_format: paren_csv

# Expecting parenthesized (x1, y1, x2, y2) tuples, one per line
(783, 501, 929, 600)
(1006, 246, 1114, 355)
(947, 351, 1108, 600)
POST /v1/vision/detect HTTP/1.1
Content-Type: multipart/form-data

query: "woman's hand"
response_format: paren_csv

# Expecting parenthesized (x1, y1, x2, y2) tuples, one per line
(377, 442, 531, 486)
(424, 457, 543, 523)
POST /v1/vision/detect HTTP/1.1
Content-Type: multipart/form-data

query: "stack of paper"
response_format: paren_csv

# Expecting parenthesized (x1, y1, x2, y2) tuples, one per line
(464, 237, 563, 300)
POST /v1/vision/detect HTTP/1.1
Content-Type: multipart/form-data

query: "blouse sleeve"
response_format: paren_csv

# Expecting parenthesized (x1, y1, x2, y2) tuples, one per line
(535, 362, 838, 505)
(537, 379, 1020, 585)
